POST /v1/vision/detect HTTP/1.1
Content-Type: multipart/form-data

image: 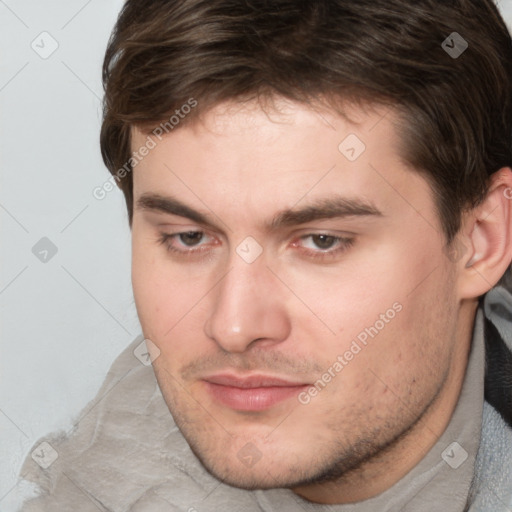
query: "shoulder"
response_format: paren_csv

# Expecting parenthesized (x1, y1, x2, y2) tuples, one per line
(18, 336, 195, 510)
(469, 402, 512, 511)
(470, 284, 512, 511)
(482, 283, 512, 427)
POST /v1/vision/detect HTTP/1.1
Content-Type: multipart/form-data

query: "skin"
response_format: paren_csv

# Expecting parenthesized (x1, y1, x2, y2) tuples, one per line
(129, 98, 511, 504)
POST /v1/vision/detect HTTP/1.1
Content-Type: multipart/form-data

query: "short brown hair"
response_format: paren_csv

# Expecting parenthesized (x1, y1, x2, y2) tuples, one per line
(100, 0, 512, 243)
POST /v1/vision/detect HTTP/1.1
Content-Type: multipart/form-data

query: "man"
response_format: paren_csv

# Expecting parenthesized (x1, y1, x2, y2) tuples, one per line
(19, 0, 512, 510)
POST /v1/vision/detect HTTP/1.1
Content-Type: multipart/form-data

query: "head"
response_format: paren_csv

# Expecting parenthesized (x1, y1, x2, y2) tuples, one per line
(100, 0, 512, 504)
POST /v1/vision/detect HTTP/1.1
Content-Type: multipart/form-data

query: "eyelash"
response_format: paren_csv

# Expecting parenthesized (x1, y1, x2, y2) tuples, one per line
(156, 231, 355, 261)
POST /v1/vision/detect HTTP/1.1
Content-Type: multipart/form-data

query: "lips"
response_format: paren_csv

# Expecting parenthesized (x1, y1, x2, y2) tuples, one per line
(203, 373, 310, 411)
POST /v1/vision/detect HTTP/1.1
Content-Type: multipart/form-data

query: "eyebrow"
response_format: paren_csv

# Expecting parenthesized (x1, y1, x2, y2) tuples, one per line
(136, 193, 383, 231)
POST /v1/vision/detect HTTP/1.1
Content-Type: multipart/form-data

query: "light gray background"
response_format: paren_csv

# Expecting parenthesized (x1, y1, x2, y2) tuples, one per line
(1, 1, 512, 510)
(1, 1, 135, 509)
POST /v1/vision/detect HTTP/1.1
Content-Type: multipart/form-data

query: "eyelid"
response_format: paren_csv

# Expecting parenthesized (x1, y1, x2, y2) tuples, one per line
(158, 230, 216, 250)
(291, 233, 355, 258)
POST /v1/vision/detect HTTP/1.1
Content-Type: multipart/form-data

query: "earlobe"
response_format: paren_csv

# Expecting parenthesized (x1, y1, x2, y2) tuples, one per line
(458, 167, 512, 299)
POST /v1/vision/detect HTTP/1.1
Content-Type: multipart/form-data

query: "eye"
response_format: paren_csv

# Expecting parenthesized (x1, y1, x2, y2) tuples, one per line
(176, 231, 205, 246)
(157, 230, 216, 254)
(292, 233, 354, 260)
(303, 234, 338, 250)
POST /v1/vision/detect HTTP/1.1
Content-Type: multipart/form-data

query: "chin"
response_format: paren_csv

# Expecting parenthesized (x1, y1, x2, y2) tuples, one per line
(184, 436, 310, 489)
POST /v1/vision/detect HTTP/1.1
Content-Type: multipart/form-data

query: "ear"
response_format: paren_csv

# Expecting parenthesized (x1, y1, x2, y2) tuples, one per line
(457, 167, 512, 299)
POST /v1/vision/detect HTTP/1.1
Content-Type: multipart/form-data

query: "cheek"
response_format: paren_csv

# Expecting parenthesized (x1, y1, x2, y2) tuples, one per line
(300, 246, 454, 381)
(277, 250, 405, 345)
(132, 234, 158, 323)
(364, 265, 457, 402)
(131, 229, 180, 339)
(131, 230, 215, 361)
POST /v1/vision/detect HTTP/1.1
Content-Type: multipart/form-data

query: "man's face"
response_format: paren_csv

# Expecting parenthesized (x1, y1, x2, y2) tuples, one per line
(130, 99, 462, 497)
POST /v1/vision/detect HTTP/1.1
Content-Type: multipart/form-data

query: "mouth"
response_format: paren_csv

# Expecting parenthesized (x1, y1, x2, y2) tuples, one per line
(202, 374, 310, 411)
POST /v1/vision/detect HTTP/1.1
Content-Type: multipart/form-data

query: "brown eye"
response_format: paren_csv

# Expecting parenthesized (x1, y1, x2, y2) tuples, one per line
(310, 234, 337, 250)
(179, 231, 204, 246)
(293, 233, 355, 262)
(157, 230, 218, 257)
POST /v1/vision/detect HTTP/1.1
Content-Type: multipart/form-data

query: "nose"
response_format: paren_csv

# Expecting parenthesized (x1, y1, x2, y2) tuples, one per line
(203, 255, 291, 353)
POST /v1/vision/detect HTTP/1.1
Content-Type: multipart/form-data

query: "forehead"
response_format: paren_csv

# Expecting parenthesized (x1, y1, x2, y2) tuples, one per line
(130, 98, 436, 230)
